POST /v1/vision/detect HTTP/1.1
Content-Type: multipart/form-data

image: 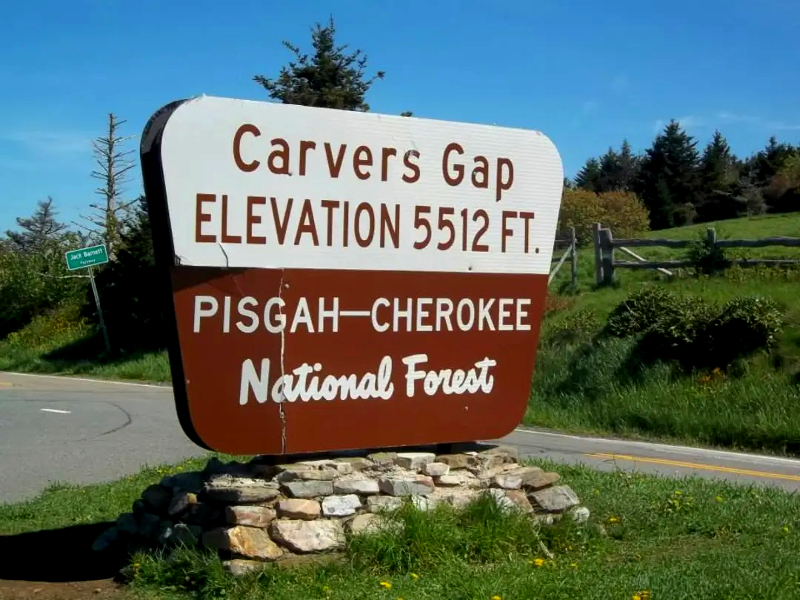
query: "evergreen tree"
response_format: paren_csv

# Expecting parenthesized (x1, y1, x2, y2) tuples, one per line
(697, 130, 742, 221)
(253, 17, 385, 111)
(5, 197, 68, 254)
(597, 148, 620, 193)
(90, 196, 161, 352)
(615, 140, 641, 192)
(635, 120, 702, 229)
(575, 158, 603, 192)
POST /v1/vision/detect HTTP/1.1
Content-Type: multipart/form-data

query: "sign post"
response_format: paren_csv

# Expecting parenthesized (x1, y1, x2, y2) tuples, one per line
(140, 95, 564, 456)
(65, 244, 111, 354)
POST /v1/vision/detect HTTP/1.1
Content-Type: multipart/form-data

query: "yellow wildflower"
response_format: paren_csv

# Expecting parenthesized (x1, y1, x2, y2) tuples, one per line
(322, 585, 331, 593)
(380, 581, 392, 589)
(570, 563, 578, 569)
(674, 490, 682, 496)
(633, 595, 642, 600)
(715, 496, 724, 503)
(608, 516, 620, 523)
(532, 558, 545, 567)
(492, 596, 502, 600)
(410, 573, 419, 580)
(782, 525, 790, 533)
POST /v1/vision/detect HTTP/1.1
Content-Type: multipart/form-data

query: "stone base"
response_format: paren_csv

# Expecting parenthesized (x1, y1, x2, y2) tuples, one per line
(93, 444, 589, 574)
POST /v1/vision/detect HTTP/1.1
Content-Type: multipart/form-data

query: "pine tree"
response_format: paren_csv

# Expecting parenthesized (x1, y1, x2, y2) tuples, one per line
(615, 140, 641, 192)
(253, 17, 385, 111)
(5, 197, 68, 254)
(635, 120, 702, 229)
(575, 158, 603, 192)
(697, 130, 742, 221)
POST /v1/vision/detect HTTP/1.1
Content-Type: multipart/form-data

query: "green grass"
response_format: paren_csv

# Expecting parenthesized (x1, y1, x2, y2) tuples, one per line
(4, 454, 799, 599)
(537, 213, 800, 455)
(0, 320, 171, 383)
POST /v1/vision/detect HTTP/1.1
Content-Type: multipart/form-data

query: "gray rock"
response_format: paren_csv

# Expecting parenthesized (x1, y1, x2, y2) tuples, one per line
(484, 489, 519, 512)
(281, 480, 334, 499)
(276, 499, 321, 520)
(295, 460, 355, 475)
(529, 485, 580, 513)
(141, 484, 172, 513)
(169, 523, 201, 547)
(115, 512, 137, 536)
(518, 470, 560, 491)
(276, 466, 339, 483)
(225, 505, 278, 527)
(203, 526, 283, 560)
(366, 495, 403, 513)
(435, 454, 479, 469)
(157, 520, 173, 546)
(161, 472, 204, 494)
(569, 506, 591, 524)
(505, 489, 534, 513)
(411, 495, 439, 512)
(477, 446, 519, 465)
(347, 513, 383, 535)
(139, 513, 161, 539)
(431, 488, 481, 510)
(435, 471, 481, 488)
(270, 519, 346, 553)
(132, 499, 147, 519)
(378, 476, 435, 496)
(223, 559, 264, 576)
(492, 473, 523, 490)
(322, 494, 361, 517)
(333, 478, 380, 496)
(168, 492, 198, 517)
(422, 462, 449, 477)
(393, 452, 437, 471)
(203, 475, 281, 504)
(367, 452, 397, 467)
(335, 457, 372, 471)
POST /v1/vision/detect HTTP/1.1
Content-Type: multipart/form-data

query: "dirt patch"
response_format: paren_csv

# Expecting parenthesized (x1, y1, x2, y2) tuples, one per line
(0, 578, 126, 600)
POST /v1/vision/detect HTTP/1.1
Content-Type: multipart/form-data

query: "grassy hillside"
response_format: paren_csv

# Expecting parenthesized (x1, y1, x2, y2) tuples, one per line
(535, 212, 800, 455)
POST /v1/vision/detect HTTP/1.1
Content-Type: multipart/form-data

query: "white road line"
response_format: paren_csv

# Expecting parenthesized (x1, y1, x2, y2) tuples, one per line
(3, 371, 170, 389)
(511, 427, 800, 467)
(40, 408, 71, 414)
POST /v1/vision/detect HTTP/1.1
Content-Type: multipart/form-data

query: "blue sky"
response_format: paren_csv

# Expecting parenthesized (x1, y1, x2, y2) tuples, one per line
(1, 0, 798, 232)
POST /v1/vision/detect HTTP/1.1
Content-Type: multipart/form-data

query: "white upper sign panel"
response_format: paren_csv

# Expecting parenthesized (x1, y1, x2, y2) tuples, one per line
(159, 95, 564, 275)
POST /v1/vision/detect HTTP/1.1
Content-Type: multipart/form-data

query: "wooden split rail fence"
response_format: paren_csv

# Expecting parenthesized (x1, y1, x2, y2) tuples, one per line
(548, 226, 578, 288)
(592, 222, 800, 286)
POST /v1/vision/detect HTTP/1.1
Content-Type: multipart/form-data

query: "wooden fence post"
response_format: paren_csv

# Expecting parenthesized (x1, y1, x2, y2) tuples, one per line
(569, 226, 578, 288)
(593, 223, 603, 286)
(598, 227, 615, 285)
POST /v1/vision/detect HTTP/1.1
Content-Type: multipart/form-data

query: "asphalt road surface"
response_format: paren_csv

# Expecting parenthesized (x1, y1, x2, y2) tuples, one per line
(2, 371, 800, 504)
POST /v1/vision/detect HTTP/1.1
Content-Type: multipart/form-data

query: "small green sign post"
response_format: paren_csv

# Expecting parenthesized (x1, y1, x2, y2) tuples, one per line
(65, 244, 111, 353)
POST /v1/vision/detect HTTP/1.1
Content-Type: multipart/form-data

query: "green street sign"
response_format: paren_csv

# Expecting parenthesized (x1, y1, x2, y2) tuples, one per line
(65, 244, 109, 271)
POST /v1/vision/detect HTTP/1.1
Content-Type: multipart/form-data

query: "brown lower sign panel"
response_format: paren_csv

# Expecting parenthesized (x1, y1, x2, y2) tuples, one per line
(171, 266, 548, 455)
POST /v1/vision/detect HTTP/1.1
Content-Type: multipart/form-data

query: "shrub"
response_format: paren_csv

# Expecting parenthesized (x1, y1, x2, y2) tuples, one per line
(543, 308, 600, 348)
(686, 231, 730, 275)
(711, 296, 783, 362)
(607, 287, 784, 371)
(557, 189, 650, 246)
(605, 286, 679, 337)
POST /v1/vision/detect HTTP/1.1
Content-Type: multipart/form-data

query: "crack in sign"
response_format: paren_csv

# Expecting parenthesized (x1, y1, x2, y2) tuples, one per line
(278, 270, 287, 453)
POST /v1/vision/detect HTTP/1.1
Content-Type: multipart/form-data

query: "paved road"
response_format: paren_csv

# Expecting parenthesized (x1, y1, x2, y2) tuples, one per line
(2, 371, 800, 504)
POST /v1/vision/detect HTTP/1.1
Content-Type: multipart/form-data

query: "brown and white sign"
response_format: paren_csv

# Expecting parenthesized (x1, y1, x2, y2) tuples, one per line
(140, 95, 564, 455)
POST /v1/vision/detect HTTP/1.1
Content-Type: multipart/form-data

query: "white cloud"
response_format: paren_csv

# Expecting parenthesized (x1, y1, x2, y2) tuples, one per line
(677, 115, 705, 129)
